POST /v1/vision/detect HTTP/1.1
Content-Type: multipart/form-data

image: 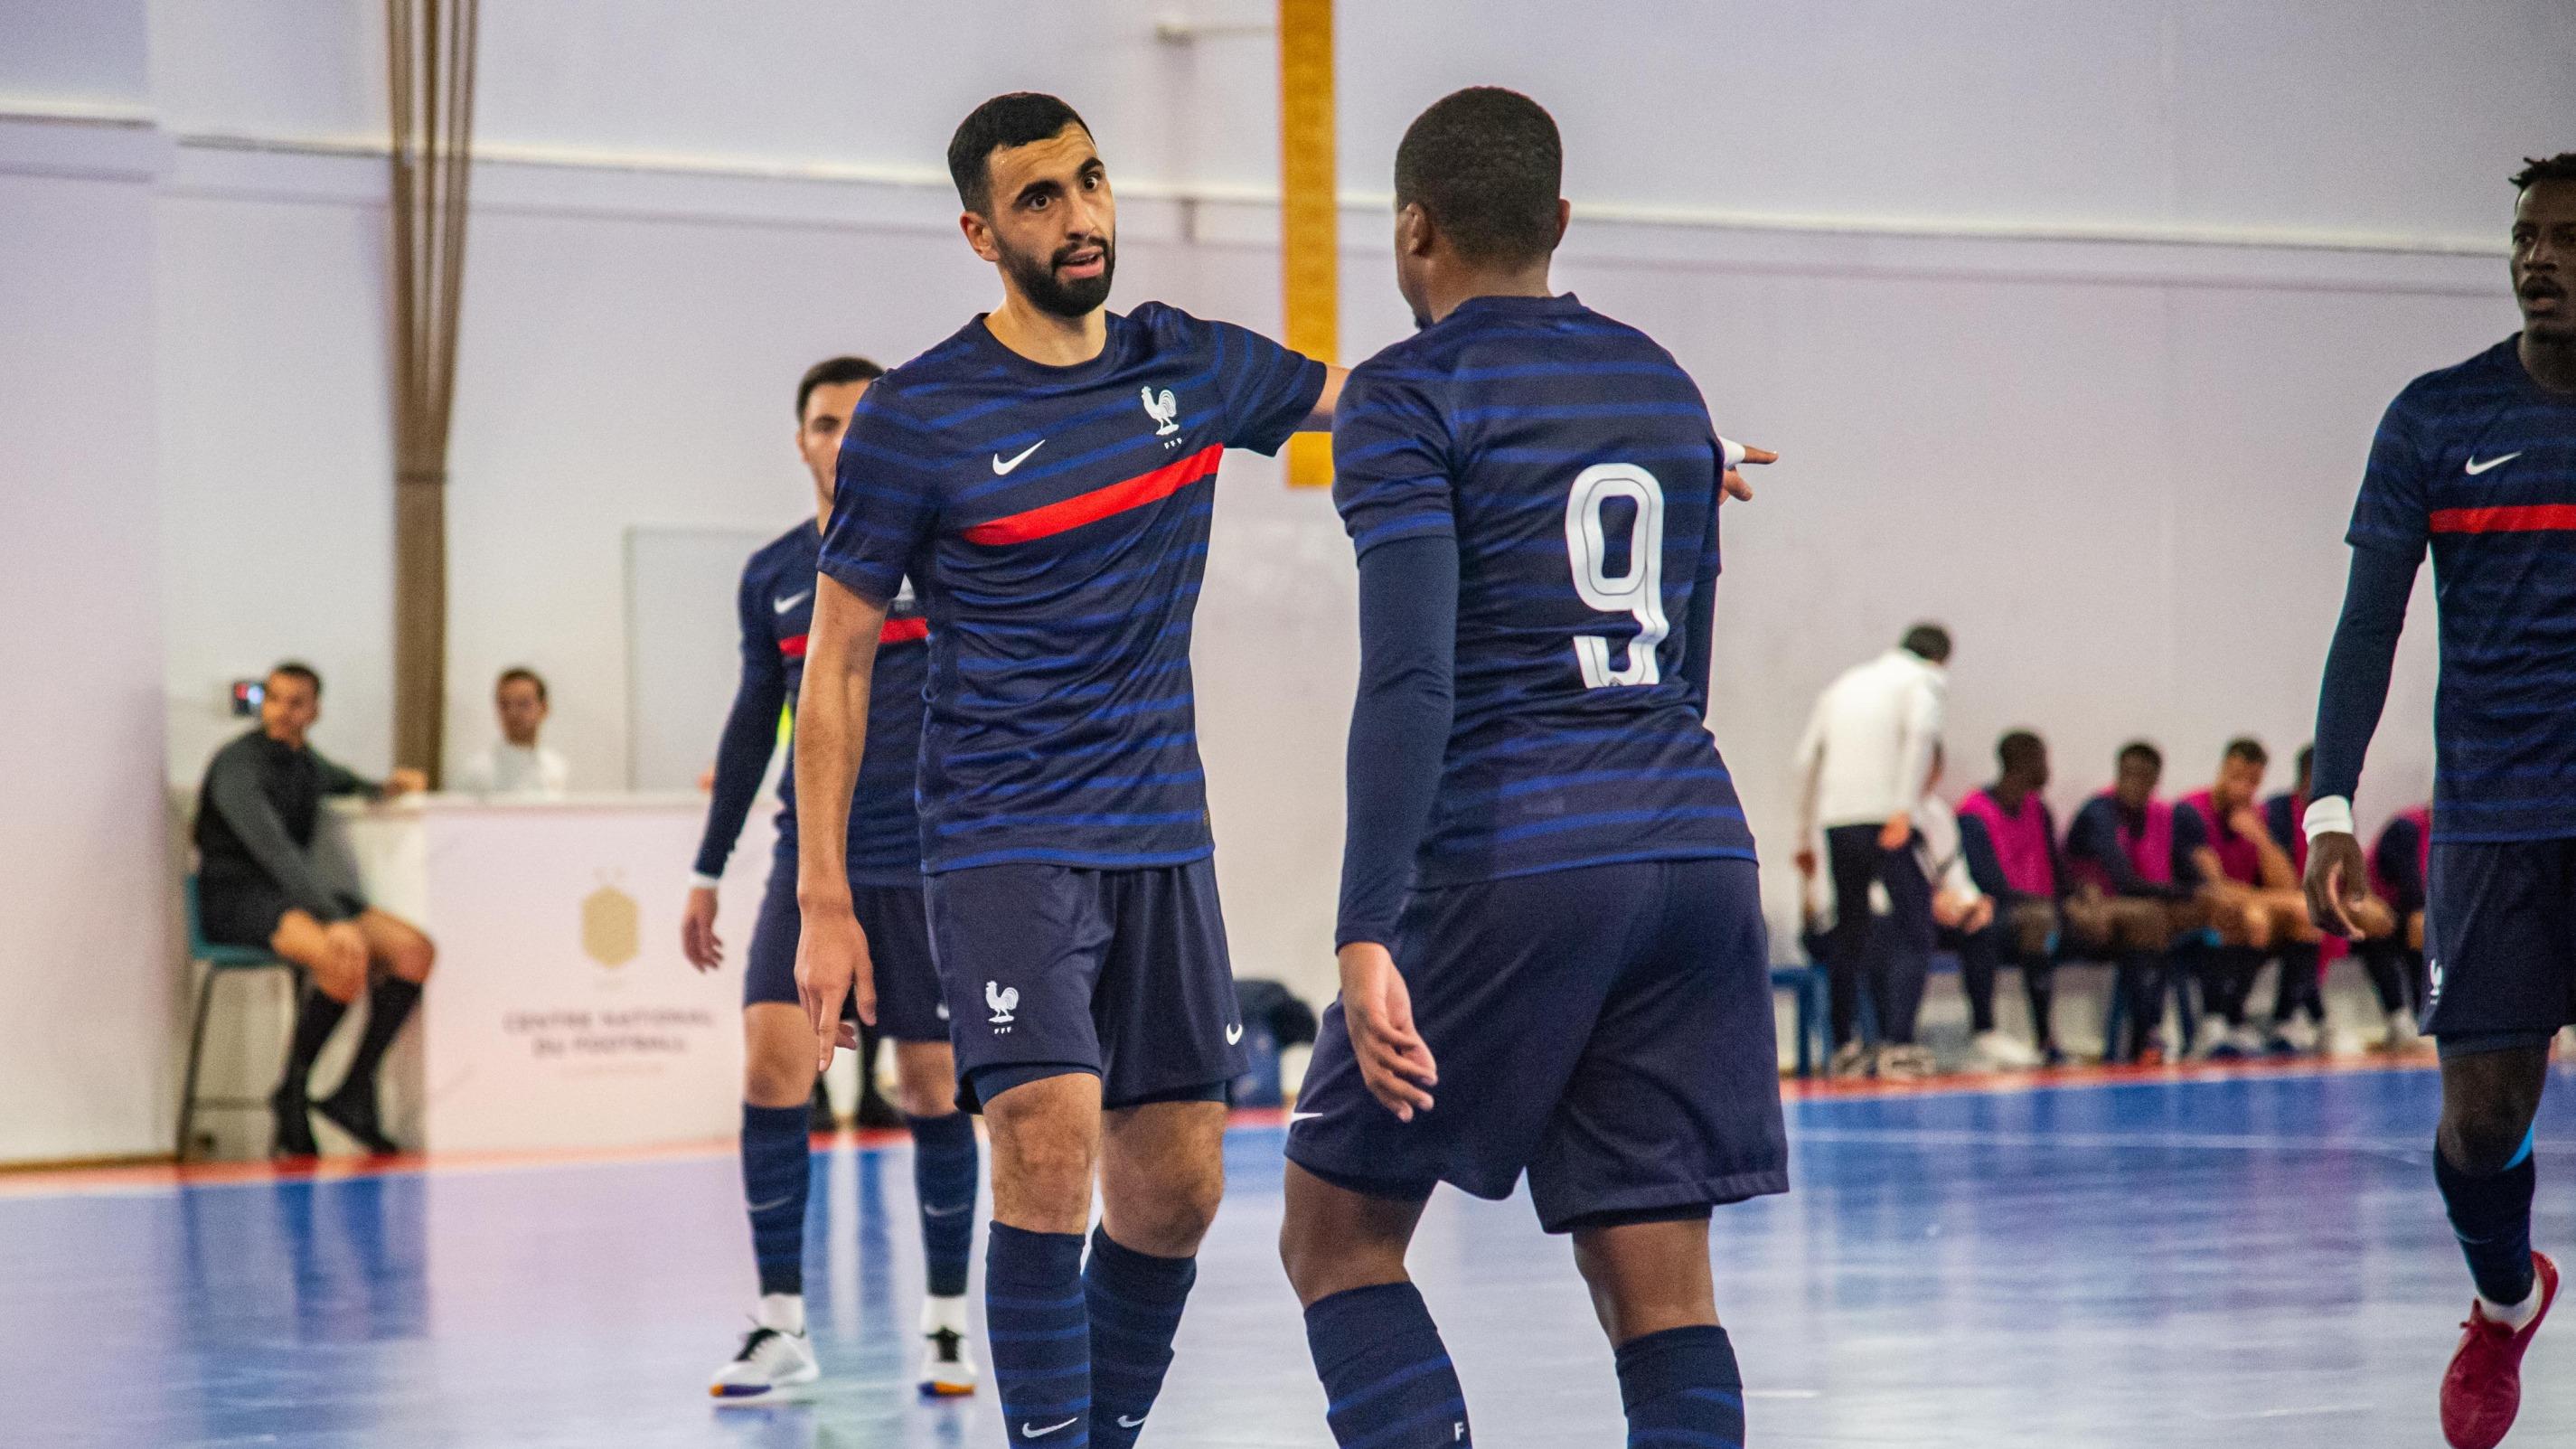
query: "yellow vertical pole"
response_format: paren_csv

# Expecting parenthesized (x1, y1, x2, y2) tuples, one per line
(1278, 0, 1337, 488)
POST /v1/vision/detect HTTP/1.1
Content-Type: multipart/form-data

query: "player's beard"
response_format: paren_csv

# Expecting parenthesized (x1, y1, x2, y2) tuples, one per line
(1002, 231, 1116, 318)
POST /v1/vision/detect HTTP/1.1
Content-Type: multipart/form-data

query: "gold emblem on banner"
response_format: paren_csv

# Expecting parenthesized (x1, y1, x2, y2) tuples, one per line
(581, 877, 639, 968)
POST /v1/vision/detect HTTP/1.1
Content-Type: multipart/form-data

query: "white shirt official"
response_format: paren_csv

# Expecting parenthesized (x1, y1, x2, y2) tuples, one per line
(1793, 647, 1947, 838)
(456, 741, 569, 800)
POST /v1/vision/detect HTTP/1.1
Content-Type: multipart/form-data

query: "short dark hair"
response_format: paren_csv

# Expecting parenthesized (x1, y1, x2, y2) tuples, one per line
(2296, 742, 2315, 777)
(796, 355, 883, 422)
(2118, 739, 2162, 771)
(1901, 622, 1952, 663)
(948, 92, 1092, 215)
(1997, 729, 2045, 773)
(2510, 153, 2576, 191)
(1393, 87, 1564, 265)
(268, 660, 322, 699)
(496, 666, 547, 704)
(2223, 736, 2268, 768)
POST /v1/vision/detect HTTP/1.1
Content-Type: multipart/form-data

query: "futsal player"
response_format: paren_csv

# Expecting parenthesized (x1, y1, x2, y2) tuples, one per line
(792, 94, 1341, 1449)
(682, 356, 982, 1402)
(1279, 88, 1785, 1449)
(2303, 153, 2575, 1449)
(2177, 738, 2320, 1055)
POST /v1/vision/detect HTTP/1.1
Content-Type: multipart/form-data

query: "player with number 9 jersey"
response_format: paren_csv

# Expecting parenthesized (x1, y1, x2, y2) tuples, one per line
(1288, 285, 1786, 1231)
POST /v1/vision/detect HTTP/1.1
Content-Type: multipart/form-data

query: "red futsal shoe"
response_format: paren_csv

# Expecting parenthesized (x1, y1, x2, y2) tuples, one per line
(2441, 1251, 2558, 1449)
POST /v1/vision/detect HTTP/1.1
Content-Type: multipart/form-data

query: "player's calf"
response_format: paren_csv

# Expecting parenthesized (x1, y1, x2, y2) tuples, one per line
(1570, 1214, 1744, 1449)
(1286, 1163, 1468, 1448)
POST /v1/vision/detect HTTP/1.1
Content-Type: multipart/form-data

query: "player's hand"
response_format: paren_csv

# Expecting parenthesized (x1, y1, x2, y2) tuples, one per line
(383, 768, 429, 797)
(681, 886, 722, 971)
(1963, 895, 1996, 934)
(2301, 831, 2370, 938)
(1337, 941, 1437, 1122)
(794, 899, 876, 1074)
(2228, 805, 2270, 843)
(1720, 442, 1775, 503)
(1879, 812, 1913, 852)
(1794, 846, 1818, 879)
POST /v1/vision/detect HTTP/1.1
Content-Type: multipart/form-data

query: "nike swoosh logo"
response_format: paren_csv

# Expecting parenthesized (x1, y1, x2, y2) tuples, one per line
(1226, 1023, 1244, 1045)
(923, 1201, 971, 1218)
(1023, 1417, 1080, 1438)
(771, 590, 810, 615)
(1289, 1110, 1324, 1124)
(1118, 1415, 1148, 1428)
(746, 1194, 794, 1214)
(2467, 452, 2523, 475)
(992, 440, 1045, 475)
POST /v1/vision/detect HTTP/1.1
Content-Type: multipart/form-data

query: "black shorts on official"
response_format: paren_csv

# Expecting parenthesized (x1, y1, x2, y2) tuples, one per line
(197, 870, 365, 950)
(2424, 837, 2576, 1053)
(743, 842, 950, 1043)
(1288, 857, 1789, 1235)
(926, 857, 1248, 1114)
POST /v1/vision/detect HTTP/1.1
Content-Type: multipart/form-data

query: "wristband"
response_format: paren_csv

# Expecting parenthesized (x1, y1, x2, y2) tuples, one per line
(689, 871, 722, 891)
(2302, 795, 2355, 842)
(1719, 436, 1747, 470)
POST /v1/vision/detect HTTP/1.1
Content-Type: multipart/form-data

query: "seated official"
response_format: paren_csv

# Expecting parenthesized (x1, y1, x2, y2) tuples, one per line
(2180, 738, 2321, 1055)
(2063, 740, 2203, 1064)
(1955, 729, 2068, 1067)
(455, 665, 569, 799)
(192, 662, 436, 1157)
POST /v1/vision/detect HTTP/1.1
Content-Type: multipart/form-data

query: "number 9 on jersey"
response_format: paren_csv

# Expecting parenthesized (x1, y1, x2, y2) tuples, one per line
(1565, 462, 1669, 689)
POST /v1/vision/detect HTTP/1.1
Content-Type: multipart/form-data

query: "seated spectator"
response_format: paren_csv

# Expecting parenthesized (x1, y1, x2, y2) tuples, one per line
(192, 662, 436, 1157)
(455, 666, 569, 798)
(2063, 741, 2203, 1063)
(1910, 747, 2008, 1077)
(1955, 729, 2066, 1067)
(2180, 738, 2320, 1055)
(2356, 803, 2430, 1049)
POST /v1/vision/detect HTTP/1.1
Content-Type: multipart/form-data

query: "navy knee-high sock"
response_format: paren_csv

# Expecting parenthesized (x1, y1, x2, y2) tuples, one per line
(908, 1113, 979, 1299)
(989, 1223, 1090, 1446)
(2436, 1132, 2540, 1308)
(1618, 1324, 1745, 1449)
(1302, 1281, 1470, 1448)
(1086, 1227, 1196, 1448)
(741, 1102, 811, 1298)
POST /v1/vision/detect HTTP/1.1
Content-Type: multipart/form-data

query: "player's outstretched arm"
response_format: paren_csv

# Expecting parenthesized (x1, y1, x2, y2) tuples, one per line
(2302, 543, 2421, 936)
(792, 574, 888, 1070)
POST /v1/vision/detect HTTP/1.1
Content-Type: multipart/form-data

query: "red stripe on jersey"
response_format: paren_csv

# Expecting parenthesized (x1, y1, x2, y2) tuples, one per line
(2430, 504, 2576, 534)
(879, 616, 928, 645)
(961, 445, 1224, 546)
(778, 634, 808, 659)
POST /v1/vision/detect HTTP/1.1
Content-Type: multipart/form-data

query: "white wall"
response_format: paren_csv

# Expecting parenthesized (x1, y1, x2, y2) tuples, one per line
(0, 2, 172, 1162)
(0, 4, 2568, 1149)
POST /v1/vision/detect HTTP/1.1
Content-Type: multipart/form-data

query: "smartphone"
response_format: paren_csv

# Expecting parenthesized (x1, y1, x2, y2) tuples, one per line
(230, 679, 265, 717)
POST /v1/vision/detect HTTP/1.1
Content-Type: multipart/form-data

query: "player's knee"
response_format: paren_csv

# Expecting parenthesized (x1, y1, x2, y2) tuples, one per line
(894, 1070, 952, 1119)
(742, 1040, 814, 1109)
(1119, 1163, 1224, 1256)
(391, 934, 435, 983)
(312, 958, 366, 1004)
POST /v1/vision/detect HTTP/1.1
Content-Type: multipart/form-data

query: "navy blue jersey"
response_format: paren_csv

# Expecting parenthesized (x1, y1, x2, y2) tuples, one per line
(820, 304, 1325, 873)
(690, 522, 928, 884)
(2347, 338, 2576, 841)
(1330, 294, 1754, 888)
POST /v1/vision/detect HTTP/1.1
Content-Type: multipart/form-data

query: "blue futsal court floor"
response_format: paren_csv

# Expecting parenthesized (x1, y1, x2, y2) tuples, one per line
(10, 1061, 2573, 1447)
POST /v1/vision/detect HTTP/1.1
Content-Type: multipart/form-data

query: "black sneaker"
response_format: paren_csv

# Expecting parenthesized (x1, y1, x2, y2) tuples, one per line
(315, 1079, 400, 1155)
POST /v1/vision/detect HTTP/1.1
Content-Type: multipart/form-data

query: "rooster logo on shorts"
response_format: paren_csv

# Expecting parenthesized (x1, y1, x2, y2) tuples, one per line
(986, 981, 1020, 1027)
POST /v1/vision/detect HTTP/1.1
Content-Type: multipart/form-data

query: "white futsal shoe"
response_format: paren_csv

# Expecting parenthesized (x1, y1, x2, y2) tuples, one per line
(710, 1296, 820, 1403)
(917, 1295, 980, 1397)
(1970, 1030, 2042, 1070)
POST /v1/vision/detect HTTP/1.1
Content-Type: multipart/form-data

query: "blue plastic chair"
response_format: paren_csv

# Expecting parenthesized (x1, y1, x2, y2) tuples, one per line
(175, 875, 302, 1161)
(1769, 964, 1830, 1077)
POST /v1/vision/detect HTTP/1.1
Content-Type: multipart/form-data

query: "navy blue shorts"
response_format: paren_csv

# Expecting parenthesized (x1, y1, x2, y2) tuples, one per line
(925, 858, 1247, 1113)
(2423, 837, 2576, 1045)
(744, 845, 949, 1043)
(1287, 857, 1789, 1235)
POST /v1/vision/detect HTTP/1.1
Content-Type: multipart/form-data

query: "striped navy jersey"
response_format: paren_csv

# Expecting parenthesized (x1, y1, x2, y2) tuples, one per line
(696, 522, 926, 881)
(1331, 293, 1755, 886)
(2347, 337, 2576, 841)
(820, 304, 1325, 873)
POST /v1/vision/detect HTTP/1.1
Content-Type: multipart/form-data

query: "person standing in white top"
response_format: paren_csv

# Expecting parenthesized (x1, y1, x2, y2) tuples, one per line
(1792, 624, 1951, 1077)
(456, 666, 569, 799)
